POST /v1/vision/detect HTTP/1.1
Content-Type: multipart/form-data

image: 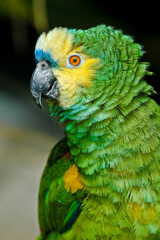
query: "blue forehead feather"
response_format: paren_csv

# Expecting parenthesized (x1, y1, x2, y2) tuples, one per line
(35, 49, 58, 68)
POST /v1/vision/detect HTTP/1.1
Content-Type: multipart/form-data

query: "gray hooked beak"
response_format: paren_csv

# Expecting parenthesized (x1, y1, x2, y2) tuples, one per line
(30, 60, 59, 109)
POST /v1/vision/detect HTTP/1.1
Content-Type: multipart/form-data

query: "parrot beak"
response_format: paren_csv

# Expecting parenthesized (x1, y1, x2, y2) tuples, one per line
(30, 60, 59, 109)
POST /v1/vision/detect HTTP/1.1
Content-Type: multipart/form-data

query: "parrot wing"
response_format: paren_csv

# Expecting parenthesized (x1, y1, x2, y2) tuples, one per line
(38, 138, 86, 236)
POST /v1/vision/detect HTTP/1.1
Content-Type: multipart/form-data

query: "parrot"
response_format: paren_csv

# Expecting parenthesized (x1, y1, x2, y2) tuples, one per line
(30, 25, 160, 240)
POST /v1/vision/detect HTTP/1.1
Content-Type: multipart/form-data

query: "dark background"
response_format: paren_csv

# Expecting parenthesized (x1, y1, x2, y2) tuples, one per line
(0, 1, 160, 240)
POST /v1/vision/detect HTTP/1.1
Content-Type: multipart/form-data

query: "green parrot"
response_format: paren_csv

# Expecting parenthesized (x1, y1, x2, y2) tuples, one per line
(30, 25, 160, 240)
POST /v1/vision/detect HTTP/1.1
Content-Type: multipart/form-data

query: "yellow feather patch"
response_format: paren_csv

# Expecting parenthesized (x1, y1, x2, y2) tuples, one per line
(36, 27, 100, 108)
(63, 164, 84, 194)
(53, 57, 100, 108)
(128, 202, 143, 220)
(36, 27, 74, 63)
(128, 202, 157, 224)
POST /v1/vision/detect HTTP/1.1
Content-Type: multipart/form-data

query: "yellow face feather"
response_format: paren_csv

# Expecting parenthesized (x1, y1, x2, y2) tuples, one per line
(35, 27, 100, 108)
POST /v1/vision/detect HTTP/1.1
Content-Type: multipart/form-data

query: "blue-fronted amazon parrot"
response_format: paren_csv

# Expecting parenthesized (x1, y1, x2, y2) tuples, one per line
(30, 25, 160, 240)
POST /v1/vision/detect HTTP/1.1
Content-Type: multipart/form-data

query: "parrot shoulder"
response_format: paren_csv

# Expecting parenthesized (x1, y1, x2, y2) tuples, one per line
(47, 137, 69, 166)
(38, 138, 86, 234)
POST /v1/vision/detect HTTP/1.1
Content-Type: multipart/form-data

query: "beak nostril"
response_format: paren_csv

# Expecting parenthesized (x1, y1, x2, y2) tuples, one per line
(39, 60, 50, 71)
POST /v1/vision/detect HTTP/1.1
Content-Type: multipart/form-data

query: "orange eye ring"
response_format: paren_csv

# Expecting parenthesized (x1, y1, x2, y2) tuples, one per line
(69, 55, 81, 66)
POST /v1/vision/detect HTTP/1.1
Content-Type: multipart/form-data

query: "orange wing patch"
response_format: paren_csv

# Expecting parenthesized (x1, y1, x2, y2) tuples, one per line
(63, 164, 84, 194)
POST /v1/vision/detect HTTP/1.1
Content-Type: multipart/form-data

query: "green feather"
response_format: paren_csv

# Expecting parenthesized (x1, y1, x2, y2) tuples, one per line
(34, 25, 160, 239)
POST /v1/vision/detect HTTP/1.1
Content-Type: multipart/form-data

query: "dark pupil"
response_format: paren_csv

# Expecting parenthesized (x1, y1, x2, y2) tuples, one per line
(73, 58, 77, 63)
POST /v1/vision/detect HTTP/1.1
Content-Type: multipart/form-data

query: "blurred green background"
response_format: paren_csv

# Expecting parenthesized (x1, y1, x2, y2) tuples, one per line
(0, 1, 160, 240)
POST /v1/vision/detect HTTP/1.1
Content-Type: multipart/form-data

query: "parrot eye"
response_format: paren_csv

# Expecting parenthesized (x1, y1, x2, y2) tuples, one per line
(66, 53, 84, 68)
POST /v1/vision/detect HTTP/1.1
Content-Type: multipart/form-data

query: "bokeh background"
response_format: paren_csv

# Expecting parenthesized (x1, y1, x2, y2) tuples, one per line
(0, 1, 160, 240)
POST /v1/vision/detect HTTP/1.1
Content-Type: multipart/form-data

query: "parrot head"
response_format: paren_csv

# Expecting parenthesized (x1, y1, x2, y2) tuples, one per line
(31, 25, 152, 115)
